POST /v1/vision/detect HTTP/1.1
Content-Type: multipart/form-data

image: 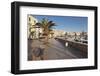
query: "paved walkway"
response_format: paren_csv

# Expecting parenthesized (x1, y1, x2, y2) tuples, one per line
(28, 38, 87, 61)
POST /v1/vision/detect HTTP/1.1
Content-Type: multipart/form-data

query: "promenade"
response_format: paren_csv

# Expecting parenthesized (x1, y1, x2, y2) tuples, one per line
(28, 38, 87, 61)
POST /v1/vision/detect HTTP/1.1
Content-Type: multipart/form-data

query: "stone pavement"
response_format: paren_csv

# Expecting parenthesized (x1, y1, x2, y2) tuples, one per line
(28, 38, 87, 61)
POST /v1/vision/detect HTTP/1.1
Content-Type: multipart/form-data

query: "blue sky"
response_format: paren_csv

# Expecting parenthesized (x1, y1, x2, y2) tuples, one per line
(31, 15, 88, 32)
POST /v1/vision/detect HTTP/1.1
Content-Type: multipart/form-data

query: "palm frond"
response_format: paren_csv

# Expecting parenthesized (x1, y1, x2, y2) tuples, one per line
(48, 21, 56, 29)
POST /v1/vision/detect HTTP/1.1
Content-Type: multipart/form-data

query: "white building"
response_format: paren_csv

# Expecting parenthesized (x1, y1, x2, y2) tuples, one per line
(53, 29, 66, 37)
(28, 15, 41, 39)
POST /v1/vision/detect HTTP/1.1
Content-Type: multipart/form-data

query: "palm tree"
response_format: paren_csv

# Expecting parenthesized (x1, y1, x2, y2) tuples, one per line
(36, 18, 56, 43)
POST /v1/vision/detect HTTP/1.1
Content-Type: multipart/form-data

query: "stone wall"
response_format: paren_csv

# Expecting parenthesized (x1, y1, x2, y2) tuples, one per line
(56, 38, 88, 53)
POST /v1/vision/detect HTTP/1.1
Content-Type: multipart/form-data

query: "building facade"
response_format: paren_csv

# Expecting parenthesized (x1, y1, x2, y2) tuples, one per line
(28, 15, 40, 39)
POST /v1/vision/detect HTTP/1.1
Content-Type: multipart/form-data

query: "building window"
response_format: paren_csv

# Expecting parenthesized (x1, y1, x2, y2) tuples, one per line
(34, 20, 36, 24)
(29, 17, 31, 21)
